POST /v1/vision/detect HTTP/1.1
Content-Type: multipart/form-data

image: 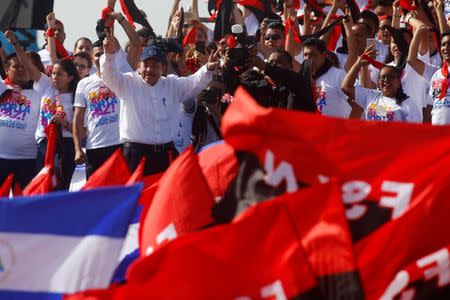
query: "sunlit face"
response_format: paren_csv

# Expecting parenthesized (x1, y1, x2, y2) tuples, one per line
(74, 39, 93, 55)
(378, 67, 400, 98)
(73, 56, 90, 79)
(264, 28, 284, 49)
(390, 40, 402, 61)
(441, 35, 450, 63)
(378, 19, 392, 45)
(139, 58, 165, 86)
(92, 47, 104, 69)
(5, 57, 30, 86)
(52, 64, 73, 92)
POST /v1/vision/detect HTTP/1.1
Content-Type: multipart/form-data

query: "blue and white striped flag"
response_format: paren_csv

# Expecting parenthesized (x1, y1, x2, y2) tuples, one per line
(0, 184, 142, 299)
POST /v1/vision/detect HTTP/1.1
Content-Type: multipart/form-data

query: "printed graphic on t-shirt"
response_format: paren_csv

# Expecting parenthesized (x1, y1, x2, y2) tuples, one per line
(40, 97, 66, 128)
(367, 102, 395, 121)
(88, 85, 119, 128)
(431, 79, 450, 109)
(0, 92, 31, 130)
(316, 89, 327, 113)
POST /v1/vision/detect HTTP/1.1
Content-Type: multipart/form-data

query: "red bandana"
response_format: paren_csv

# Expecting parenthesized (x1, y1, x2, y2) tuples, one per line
(439, 62, 449, 100)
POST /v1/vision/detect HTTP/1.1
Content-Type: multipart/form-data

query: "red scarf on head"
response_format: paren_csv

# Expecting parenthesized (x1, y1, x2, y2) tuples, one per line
(439, 62, 449, 100)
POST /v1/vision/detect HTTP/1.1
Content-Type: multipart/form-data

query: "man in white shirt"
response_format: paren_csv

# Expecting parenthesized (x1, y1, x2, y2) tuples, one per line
(303, 38, 351, 118)
(38, 18, 70, 73)
(101, 29, 218, 175)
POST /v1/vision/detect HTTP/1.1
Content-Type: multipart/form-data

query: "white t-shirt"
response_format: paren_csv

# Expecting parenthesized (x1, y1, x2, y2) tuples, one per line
(355, 86, 421, 122)
(245, 12, 259, 36)
(316, 67, 351, 118)
(428, 67, 450, 125)
(174, 98, 196, 154)
(0, 77, 45, 159)
(334, 52, 348, 70)
(74, 74, 121, 149)
(34, 74, 74, 142)
(101, 52, 213, 145)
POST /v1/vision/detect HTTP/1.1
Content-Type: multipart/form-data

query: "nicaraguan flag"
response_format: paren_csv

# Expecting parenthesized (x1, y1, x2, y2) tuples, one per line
(0, 185, 142, 299)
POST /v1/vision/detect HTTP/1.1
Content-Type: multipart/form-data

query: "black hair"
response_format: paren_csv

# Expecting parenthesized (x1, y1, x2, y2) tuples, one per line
(360, 10, 380, 34)
(53, 58, 81, 98)
(267, 21, 285, 32)
(26, 51, 45, 73)
(379, 65, 409, 104)
(4, 53, 18, 68)
(374, 0, 394, 7)
(442, 31, 450, 41)
(354, 21, 372, 37)
(302, 37, 327, 53)
(92, 40, 103, 48)
(137, 27, 153, 38)
(269, 49, 293, 65)
(73, 37, 92, 51)
(241, 70, 273, 107)
(73, 52, 93, 68)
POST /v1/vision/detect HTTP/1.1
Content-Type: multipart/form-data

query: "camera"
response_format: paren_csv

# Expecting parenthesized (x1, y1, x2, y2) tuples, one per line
(148, 35, 169, 52)
(228, 24, 257, 68)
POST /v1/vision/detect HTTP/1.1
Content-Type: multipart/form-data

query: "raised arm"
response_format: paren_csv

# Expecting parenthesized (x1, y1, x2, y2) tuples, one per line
(433, 0, 450, 33)
(4, 31, 41, 82)
(407, 25, 430, 75)
(391, 0, 402, 29)
(109, 12, 141, 70)
(167, 0, 181, 34)
(320, 0, 345, 44)
(46, 13, 58, 65)
(342, 8, 357, 72)
(342, 57, 368, 100)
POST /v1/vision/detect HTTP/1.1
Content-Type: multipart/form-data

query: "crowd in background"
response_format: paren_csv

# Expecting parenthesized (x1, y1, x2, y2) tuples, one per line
(1, 0, 450, 190)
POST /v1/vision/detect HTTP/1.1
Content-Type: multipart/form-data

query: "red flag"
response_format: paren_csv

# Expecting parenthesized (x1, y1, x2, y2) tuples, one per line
(222, 87, 450, 242)
(197, 142, 238, 201)
(182, 25, 198, 47)
(119, 191, 321, 299)
(234, 0, 265, 11)
(82, 149, 131, 190)
(355, 174, 450, 298)
(285, 18, 302, 45)
(22, 165, 55, 196)
(119, 0, 152, 29)
(44, 123, 58, 166)
(0, 174, 14, 198)
(283, 181, 363, 297)
(139, 146, 215, 257)
(126, 158, 146, 185)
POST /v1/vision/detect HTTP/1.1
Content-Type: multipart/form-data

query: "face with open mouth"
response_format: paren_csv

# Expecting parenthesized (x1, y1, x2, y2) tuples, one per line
(441, 35, 450, 63)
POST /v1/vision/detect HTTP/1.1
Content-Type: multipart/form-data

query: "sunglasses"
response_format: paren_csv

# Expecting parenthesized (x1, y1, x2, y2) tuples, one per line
(265, 34, 282, 41)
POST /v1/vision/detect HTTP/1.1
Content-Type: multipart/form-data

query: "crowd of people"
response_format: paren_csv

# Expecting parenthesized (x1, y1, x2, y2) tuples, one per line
(0, 0, 449, 190)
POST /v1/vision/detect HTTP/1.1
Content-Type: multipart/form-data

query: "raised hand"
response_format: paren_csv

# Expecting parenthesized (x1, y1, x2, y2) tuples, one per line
(4, 30, 17, 45)
(46, 12, 56, 29)
(206, 49, 220, 71)
(103, 27, 117, 54)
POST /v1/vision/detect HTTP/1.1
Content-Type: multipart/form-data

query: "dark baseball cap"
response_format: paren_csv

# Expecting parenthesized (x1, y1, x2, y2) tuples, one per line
(140, 46, 166, 63)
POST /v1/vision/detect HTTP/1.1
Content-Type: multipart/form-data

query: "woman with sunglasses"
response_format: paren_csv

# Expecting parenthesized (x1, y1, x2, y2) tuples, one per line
(342, 48, 421, 122)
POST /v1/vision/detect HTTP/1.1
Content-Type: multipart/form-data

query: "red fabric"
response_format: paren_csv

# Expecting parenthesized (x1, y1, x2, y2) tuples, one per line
(44, 124, 57, 166)
(197, 142, 239, 200)
(399, 0, 414, 11)
(55, 40, 70, 59)
(82, 149, 131, 190)
(360, 53, 384, 70)
(439, 62, 449, 100)
(45, 28, 56, 38)
(356, 175, 450, 298)
(208, 0, 223, 21)
(182, 26, 198, 47)
(0, 174, 14, 198)
(22, 165, 54, 196)
(119, 0, 136, 29)
(303, 0, 324, 15)
(139, 147, 215, 257)
(126, 158, 146, 185)
(234, 0, 265, 11)
(294, 0, 301, 9)
(327, 24, 341, 51)
(285, 18, 302, 45)
(120, 191, 319, 299)
(226, 35, 237, 48)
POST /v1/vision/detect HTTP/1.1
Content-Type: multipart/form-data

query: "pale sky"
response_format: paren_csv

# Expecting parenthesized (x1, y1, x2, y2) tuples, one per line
(37, 0, 211, 50)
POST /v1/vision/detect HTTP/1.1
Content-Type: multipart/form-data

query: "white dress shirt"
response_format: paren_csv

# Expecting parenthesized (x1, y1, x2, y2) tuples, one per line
(101, 52, 213, 145)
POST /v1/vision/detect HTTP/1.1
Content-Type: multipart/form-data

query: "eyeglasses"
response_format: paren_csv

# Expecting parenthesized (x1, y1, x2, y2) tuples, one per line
(378, 74, 398, 81)
(265, 34, 282, 41)
(75, 64, 88, 70)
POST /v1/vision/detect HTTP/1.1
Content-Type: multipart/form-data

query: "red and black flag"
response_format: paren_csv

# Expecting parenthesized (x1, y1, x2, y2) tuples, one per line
(139, 147, 215, 257)
(119, 0, 153, 32)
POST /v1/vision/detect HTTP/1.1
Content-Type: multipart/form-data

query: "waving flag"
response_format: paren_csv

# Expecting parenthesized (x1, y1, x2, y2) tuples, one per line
(0, 185, 142, 299)
(139, 147, 215, 257)
(0, 174, 13, 198)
